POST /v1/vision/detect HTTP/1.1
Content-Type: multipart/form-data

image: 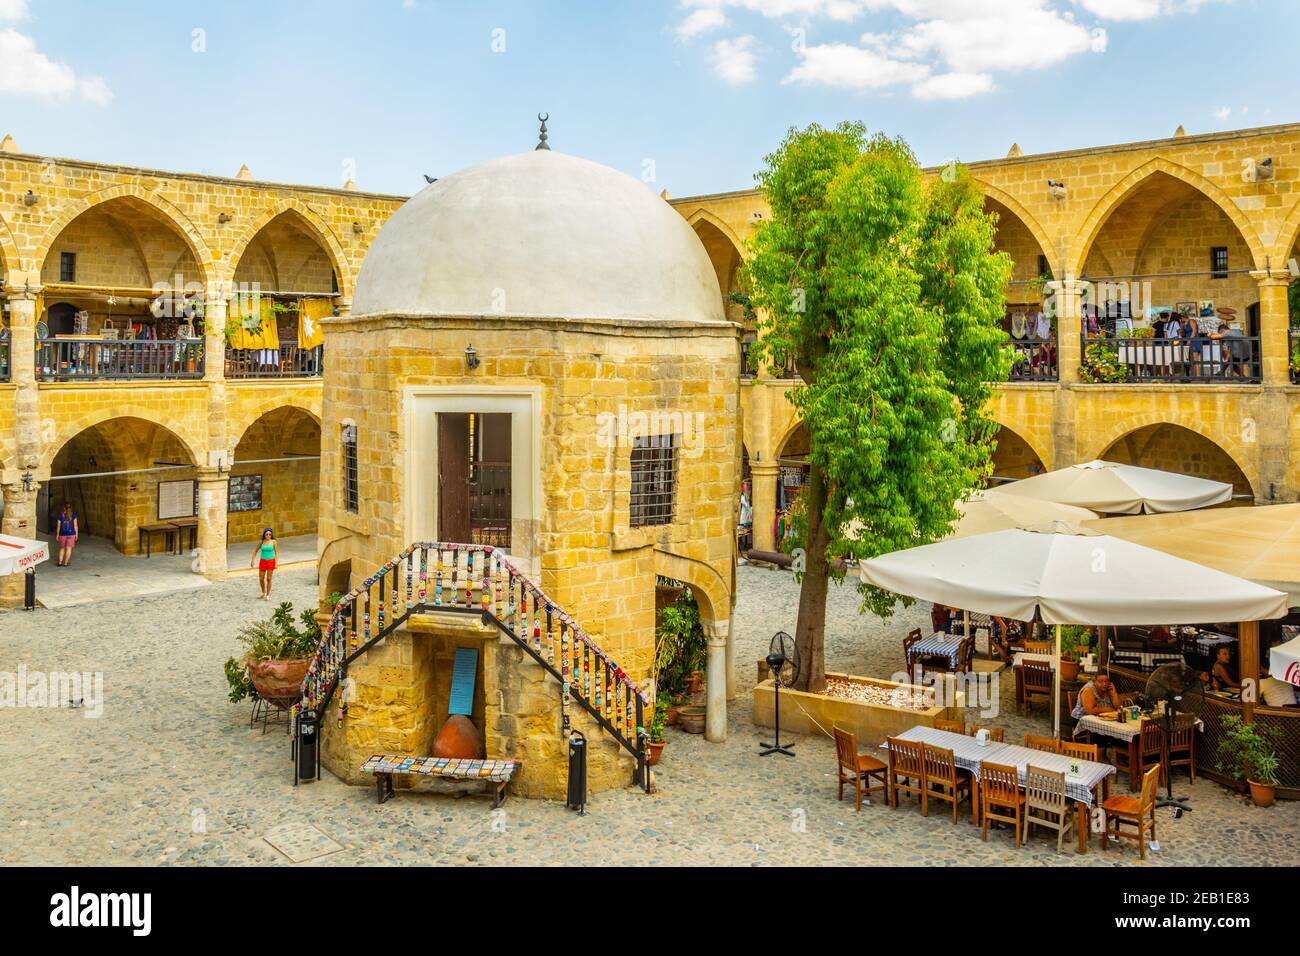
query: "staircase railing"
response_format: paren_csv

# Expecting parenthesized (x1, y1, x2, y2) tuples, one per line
(294, 542, 651, 790)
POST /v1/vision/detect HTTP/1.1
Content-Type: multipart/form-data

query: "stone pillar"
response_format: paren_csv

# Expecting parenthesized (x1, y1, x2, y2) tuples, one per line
(203, 286, 226, 383)
(0, 483, 38, 607)
(1252, 270, 1291, 386)
(704, 619, 729, 742)
(8, 287, 41, 470)
(749, 461, 779, 553)
(196, 469, 229, 579)
(1054, 278, 1083, 386)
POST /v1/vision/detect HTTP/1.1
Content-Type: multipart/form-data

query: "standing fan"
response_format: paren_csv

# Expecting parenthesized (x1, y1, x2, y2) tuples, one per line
(1142, 663, 1205, 817)
(760, 631, 800, 758)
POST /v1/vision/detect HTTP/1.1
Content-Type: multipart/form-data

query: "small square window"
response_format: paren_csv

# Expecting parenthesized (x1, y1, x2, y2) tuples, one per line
(59, 252, 76, 283)
(1037, 254, 1052, 279)
(1211, 247, 1229, 279)
(342, 424, 359, 514)
(630, 434, 678, 528)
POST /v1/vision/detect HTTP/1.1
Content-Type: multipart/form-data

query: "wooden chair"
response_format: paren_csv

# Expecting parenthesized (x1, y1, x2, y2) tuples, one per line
(979, 761, 1026, 847)
(967, 726, 1005, 742)
(1023, 765, 1073, 852)
(833, 726, 889, 811)
(922, 744, 975, 824)
(933, 718, 966, 735)
(903, 627, 923, 660)
(1059, 740, 1100, 761)
(1024, 640, 1052, 654)
(1101, 764, 1160, 859)
(886, 737, 927, 814)
(957, 635, 975, 673)
(1023, 734, 1059, 753)
(1021, 661, 1053, 716)
(1114, 720, 1163, 790)
(1165, 716, 1197, 783)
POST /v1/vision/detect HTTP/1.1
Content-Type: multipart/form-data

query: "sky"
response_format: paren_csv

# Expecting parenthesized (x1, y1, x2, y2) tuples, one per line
(0, 0, 1291, 199)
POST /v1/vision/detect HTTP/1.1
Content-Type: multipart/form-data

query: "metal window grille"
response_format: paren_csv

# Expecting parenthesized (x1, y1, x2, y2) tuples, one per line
(342, 424, 358, 513)
(1211, 246, 1229, 279)
(630, 434, 678, 528)
(59, 252, 76, 283)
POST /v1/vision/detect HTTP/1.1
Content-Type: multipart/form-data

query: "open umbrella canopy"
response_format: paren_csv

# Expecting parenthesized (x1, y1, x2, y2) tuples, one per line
(858, 524, 1288, 625)
(992, 459, 1233, 514)
(0, 534, 49, 576)
(945, 490, 1097, 540)
(1089, 503, 1300, 607)
(1270, 636, 1300, 687)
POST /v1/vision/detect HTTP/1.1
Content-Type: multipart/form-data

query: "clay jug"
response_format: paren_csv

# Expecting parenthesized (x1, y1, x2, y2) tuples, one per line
(432, 714, 484, 759)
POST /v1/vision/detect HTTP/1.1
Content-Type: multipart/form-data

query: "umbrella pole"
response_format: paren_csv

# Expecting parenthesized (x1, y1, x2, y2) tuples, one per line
(1053, 623, 1062, 739)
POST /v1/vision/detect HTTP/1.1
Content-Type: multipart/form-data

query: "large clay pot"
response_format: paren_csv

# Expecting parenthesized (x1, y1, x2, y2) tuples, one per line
(1248, 779, 1276, 808)
(647, 741, 666, 766)
(678, 706, 706, 734)
(247, 658, 310, 705)
(1059, 658, 1080, 683)
(433, 714, 485, 759)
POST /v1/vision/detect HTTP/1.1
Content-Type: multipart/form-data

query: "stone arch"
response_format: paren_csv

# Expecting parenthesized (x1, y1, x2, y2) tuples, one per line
(228, 396, 322, 453)
(34, 185, 216, 287)
(1086, 417, 1256, 499)
(1067, 157, 1267, 279)
(44, 408, 202, 471)
(229, 404, 321, 543)
(654, 549, 730, 629)
(688, 209, 747, 325)
(1271, 198, 1300, 264)
(227, 199, 353, 298)
(975, 179, 1057, 274)
(0, 211, 21, 278)
(772, 414, 807, 463)
(989, 420, 1050, 481)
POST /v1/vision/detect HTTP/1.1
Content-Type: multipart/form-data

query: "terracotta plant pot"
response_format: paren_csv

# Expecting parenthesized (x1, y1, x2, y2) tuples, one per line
(1248, 779, 1276, 808)
(247, 657, 310, 705)
(1059, 658, 1080, 683)
(647, 740, 666, 765)
(678, 706, 706, 734)
(665, 706, 682, 727)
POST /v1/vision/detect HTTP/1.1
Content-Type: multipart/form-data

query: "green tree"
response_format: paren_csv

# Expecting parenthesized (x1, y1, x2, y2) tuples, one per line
(740, 123, 1011, 691)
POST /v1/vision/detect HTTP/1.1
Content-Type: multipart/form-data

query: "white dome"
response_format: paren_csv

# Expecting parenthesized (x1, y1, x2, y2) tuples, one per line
(352, 150, 726, 325)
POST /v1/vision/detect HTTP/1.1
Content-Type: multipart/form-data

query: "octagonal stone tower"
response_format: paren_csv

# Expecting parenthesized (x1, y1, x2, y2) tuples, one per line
(316, 147, 741, 797)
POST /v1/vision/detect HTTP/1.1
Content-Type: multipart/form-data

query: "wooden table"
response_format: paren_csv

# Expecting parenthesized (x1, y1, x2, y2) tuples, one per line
(883, 725, 1115, 853)
(169, 517, 198, 552)
(1076, 712, 1200, 791)
(138, 522, 178, 557)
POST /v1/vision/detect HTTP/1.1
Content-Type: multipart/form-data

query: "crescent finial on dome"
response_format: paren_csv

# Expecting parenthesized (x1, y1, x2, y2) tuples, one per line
(536, 112, 550, 151)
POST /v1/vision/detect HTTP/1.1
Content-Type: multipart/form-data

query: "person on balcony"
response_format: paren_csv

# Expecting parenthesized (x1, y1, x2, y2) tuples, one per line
(1211, 323, 1246, 378)
(1181, 313, 1201, 380)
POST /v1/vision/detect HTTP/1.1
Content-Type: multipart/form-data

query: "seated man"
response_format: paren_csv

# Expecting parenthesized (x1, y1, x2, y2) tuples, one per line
(1259, 668, 1299, 708)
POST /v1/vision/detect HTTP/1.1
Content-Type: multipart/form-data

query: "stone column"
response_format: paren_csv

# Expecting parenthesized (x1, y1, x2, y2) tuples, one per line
(203, 286, 227, 383)
(8, 287, 41, 471)
(1252, 270, 1294, 502)
(749, 461, 779, 553)
(196, 468, 229, 579)
(1252, 270, 1291, 386)
(703, 619, 729, 742)
(0, 483, 38, 607)
(1050, 279, 1082, 469)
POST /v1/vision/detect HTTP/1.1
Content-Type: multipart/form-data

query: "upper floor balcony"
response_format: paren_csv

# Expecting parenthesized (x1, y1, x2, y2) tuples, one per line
(33, 338, 324, 383)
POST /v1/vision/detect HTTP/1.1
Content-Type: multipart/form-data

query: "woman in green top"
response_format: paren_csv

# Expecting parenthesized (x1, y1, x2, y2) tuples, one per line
(250, 527, 278, 601)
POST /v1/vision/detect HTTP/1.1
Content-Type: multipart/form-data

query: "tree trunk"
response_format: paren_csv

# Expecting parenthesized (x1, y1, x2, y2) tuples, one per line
(791, 465, 830, 692)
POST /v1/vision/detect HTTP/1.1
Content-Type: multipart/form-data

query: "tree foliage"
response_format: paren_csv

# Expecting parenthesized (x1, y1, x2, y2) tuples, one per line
(740, 123, 1011, 689)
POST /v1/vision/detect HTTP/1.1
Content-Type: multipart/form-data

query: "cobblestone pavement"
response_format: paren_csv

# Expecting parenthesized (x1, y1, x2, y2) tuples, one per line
(1, 563, 1294, 866)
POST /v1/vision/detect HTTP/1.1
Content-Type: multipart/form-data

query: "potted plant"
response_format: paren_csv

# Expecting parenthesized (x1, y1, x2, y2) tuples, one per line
(647, 698, 668, 765)
(1057, 625, 1091, 682)
(224, 601, 321, 709)
(1215, 715, 1281, 807)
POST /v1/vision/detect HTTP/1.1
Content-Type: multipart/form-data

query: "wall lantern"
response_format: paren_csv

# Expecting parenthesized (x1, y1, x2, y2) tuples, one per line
(465, 345, 480, 371)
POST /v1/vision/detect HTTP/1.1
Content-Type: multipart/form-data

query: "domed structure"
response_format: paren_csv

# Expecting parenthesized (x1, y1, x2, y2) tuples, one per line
(351, 150, 726, 325)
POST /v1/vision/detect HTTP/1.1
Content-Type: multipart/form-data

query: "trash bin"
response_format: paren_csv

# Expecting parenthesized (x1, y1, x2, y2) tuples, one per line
(23, 567, 35, 611)
(566, 730, 586, 814)
(296, 709, 319, 782)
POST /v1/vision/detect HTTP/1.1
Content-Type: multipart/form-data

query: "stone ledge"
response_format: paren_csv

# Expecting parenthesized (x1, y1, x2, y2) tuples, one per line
(406, 610, 497, 639)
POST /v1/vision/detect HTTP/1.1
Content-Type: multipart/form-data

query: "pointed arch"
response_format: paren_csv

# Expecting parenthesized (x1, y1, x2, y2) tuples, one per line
(44, 408, 203, 471)
(1270, 197, 1300, 264)
(227, 199, 353, 298)
(228, 397, 322, 452)
(0, 211, 21, 279)
(654, 548, 730, 628)
(1067, 157, 1267, 279)
(685, 207, 746, 258)
(974, 179, 1057, 274)
(1084, 415, 1256, 499)
(34, 185, 215, 287)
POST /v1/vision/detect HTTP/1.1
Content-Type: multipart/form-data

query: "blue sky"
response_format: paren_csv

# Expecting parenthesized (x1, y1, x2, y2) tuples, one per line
(0, 0, 1288, 198)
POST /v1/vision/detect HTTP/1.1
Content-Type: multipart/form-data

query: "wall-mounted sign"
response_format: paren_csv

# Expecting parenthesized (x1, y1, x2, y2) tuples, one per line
(228, 474, 263, 513)
(158, 479, 198, 520)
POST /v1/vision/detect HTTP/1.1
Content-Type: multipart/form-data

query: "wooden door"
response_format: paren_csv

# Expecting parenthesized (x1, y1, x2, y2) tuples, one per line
(437, 413, 471, 543)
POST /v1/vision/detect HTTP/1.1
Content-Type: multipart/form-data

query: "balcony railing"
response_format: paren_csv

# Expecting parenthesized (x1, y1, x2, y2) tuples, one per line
(1291, 330, 1300, 385)
(37, 338, 204, 382)
(226, 345, 324, 379)
(0, 335, 9, 383)
(1081, 334, 1261, 384)
(1007, 338, 1057, 382)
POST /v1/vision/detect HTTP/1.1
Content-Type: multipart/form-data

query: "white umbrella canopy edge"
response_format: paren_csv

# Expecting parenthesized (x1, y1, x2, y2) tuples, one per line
(993, 459, 1233, 514)
(0, 534, 49, 576)
(1271, 637, 1300, 687)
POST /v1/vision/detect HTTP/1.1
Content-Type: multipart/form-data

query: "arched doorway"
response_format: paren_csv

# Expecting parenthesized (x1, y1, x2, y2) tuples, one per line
(776, 423, 811, 543)
(1077, 169, 1262, 382)
(1100, 423, 1252, 498)
(989, 425, 1045, 484)
(230, 406, 321, 548)
(985, 196, 1055, 380)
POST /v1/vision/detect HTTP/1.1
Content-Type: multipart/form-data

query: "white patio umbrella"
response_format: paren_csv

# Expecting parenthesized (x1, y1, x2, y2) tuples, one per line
(859, 522, 1288, 735)
(1270, 637, 1300, 688)
(946, 490, 1098, 540)
(0, 534, 49, 576)
(993, 459, 1233, 514)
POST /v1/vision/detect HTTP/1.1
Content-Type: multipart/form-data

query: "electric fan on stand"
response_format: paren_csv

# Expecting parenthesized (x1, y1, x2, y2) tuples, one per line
(1142, 662, 1206, 817)
(760, 631, 800, 758)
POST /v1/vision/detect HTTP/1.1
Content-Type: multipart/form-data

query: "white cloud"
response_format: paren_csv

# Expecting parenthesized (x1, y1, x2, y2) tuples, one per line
(678, 7, 729, 39)
(783, 41, 927, 89)
(1215, 105, 1231, 120)
(713, 35, 759, 84)
(1073, 0, 1219, 20)
(0, 0, 28, 21)
(0, 27, 112, 104)
(912, 71, 995, 100)
(893, 2, 1107, 74)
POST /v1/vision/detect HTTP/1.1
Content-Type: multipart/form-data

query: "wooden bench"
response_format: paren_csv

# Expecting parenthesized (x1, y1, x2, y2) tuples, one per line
(360, 754, 521, 808)
(138, 522, 178, 557)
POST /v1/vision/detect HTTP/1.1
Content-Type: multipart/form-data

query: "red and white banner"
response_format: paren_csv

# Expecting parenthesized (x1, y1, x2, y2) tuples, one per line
(1271, 636, 1300, 688)
(0, 534, 49, 576)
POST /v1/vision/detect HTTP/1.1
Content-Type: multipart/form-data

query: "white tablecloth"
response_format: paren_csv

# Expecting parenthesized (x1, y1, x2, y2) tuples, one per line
(1013, 652, 1054, 669)
(1077, 713, 1201, 742)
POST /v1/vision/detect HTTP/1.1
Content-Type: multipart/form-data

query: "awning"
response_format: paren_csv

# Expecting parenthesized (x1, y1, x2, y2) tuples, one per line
(1270, 636, 1300, 688)
(0, 534, 50, 575)
(992, 459, 1233, 514)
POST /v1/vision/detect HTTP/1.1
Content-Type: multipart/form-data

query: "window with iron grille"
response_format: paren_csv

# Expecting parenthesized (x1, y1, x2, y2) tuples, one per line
(630, 434, 678, 528)
(1211, 246, 1229, 279)
(342, 423, 358, 513)
(59, 252, 76, 283)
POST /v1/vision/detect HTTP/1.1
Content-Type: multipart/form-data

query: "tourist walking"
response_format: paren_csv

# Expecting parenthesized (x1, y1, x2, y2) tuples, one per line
(56, 503, 78, 567)
(250, 527, 278, 600)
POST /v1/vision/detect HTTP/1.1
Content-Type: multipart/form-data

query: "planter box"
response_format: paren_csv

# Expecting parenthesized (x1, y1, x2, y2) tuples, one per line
(753, 672, 964, 746)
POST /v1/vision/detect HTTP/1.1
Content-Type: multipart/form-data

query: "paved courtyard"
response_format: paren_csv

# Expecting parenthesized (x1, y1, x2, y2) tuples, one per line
(0, 562, 1294, 866)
